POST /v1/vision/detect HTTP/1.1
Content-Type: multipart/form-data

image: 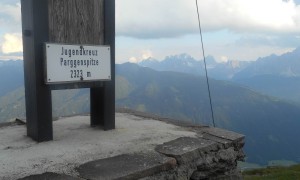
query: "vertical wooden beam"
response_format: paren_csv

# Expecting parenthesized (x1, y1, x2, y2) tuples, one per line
(90, 0, 115, 129)
(21, 0, 53, 142)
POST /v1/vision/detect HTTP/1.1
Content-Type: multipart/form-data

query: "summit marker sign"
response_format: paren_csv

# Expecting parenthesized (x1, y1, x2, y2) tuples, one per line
(45, 43, 111, 84)
(21, 0, 115, 142)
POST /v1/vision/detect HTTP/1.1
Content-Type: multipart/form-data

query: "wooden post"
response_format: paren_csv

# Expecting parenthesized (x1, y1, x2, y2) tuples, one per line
(90, 0, 115, 129)
(21, 0, 53, 142)
(21, 0, 115, 142)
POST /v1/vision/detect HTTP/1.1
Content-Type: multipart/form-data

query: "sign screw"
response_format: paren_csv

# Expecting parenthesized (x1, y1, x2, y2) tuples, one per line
(23, 30, 31, 37)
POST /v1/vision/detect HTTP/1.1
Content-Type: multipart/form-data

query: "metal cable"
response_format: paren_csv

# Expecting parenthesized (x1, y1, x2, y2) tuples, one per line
(195, 0, 216, 127)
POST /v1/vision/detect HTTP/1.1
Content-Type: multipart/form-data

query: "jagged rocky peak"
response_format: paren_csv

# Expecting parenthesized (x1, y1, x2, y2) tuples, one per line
(166, 53, 193, 60)
(138, 57, 160, 67)
(293, 46, 300, 53)
(142, 57, 158, 62)
(164, 53, 196, 63)
(226, 60, 251, 69)
(158, 54, 199, 68)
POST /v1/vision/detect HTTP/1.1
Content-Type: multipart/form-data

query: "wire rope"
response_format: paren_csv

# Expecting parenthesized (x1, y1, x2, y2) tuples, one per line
(195, 0, 216, 127)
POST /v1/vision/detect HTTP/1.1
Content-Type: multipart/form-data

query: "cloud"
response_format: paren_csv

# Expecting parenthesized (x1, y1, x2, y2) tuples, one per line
(116, 0, 196, 38)
(116, 0, 300, 39)
(235, 34, 300, 48)
(128, 50, 153, 63)
(0, 2, 21, 22)
(141, 50, 153, 59)
(219, 56, 229, 63)
(0, 2, 21, 27)
(1, 33, 23, 54)
(129, 57, 138, 63)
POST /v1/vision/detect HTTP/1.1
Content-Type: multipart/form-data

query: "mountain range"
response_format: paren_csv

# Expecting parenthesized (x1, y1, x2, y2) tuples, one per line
(0, 48, 300, 165)
(139, 47, 300, 103)
(138, 54, 250, 80)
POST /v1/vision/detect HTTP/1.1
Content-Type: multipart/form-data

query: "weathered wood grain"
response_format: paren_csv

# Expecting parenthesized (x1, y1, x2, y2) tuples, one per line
(48, 0, 104, 44)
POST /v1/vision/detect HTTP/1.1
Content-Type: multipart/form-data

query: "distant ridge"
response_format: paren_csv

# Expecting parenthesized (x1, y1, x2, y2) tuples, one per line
(138, 48, 300, 102)
(138, 53, 250, 80)
(232, 47, 300, 102)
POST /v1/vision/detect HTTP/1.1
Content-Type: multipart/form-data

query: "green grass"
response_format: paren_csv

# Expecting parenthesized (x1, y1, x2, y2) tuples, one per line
(243, 164, 300, 180)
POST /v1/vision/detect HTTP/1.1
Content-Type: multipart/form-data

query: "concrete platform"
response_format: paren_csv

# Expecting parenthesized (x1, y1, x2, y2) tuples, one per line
(0, 113, 195, 179)
(0, 112, 245, 179)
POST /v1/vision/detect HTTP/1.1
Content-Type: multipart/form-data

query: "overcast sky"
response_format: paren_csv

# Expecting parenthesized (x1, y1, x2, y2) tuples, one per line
(0, 0, 300, 63)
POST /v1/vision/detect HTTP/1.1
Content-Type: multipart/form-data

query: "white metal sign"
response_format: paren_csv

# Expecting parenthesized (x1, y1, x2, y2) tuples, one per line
(44, 43, 111, 84)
